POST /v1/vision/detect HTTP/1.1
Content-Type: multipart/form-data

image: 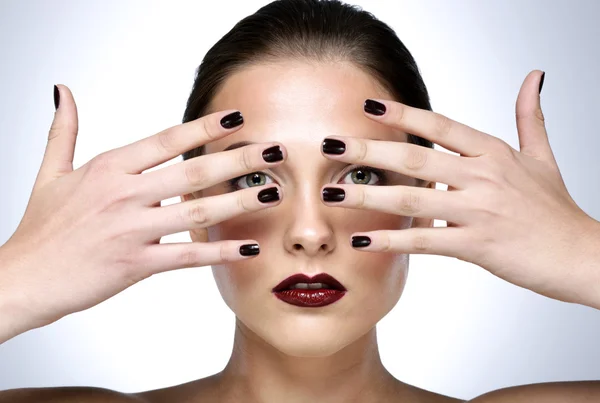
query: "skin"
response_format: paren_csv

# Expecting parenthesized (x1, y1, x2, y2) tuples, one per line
(1, 58, 598, 403)
(176, 59, 444, 402)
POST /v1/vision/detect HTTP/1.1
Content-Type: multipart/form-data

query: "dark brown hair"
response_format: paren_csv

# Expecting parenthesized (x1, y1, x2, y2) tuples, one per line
(181, 0, 433, 185)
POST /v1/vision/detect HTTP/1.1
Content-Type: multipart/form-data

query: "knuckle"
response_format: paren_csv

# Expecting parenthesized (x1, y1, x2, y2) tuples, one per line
(356, 187, 367, 209)
(469, 156, 503, 186)
(202, 117, 218, 140)
(534, 107, 545, 123)
(156, 129, 179, 155)
(391, 103, 406, 123)
(434, 113, 452, 138)
(48, 124, 62, 141)
(183, 161, 209, 188)
(220, 243, 227, 262)
(87, 152, 114, 175)
(412, 234, 431, 252)
(186, 201, 210, 226)
(380, 233, 392, 252)
(106, 180, 138, 206)
(396, 190, 422, 215)
(239, 147, 253, 172)
(356, 140, 368, 163)
(179, 246, 201, 268)
(238, 190, 253, 213)
(403, 146, 428, 171)
(489, 137, 513, 157)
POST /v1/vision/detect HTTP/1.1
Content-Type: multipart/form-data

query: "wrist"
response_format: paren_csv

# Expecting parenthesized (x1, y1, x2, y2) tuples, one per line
(0, 244, 39, 344)
(574, 217, 600, 310)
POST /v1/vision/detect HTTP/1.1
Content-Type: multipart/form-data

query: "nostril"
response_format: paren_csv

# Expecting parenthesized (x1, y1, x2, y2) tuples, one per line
(293, 244, 302, 250)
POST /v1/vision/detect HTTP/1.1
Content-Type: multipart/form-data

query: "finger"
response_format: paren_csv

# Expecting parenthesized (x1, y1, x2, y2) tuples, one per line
(37, 84, 79, 188)
(349, 227, 469, 258)
(321, 184, 469, 226)
(322, 137, 470, 189)
(139, 239, 260, 276)
(108, 110, 245, 174)
(362, 98, 502, 157)
(138, 185, 282, 241)
(136, 142, 286, 203)
(515, 70, 555, 163)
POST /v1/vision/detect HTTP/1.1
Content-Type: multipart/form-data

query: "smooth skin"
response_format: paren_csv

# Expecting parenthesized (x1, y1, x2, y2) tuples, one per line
(323, 76, 600, 309)
(1, 64, 600, 402)
(0, 85, 287, 342)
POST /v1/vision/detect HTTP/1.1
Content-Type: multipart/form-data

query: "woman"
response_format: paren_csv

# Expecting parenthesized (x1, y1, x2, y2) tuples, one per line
(0, 0, 599, 402)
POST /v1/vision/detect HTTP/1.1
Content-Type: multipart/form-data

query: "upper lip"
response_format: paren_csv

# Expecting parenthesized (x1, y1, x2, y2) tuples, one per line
(272, 273, 347, 292)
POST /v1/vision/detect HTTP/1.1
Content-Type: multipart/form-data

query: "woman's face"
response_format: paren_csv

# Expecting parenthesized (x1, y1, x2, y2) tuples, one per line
(183, 60, 434, 357)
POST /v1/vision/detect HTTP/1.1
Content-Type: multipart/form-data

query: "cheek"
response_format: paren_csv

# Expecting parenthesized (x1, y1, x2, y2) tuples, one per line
(209, 202, 411, 317)
(345, 211, 411, 311)
(208, 216, 276, 309)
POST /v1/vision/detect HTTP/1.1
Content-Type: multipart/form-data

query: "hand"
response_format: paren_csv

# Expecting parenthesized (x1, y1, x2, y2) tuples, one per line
(319, 70, 600, 306)
(0, 84, 285, 334)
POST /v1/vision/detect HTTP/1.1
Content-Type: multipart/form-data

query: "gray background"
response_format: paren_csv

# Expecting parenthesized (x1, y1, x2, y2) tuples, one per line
(0, 0, 599, 400)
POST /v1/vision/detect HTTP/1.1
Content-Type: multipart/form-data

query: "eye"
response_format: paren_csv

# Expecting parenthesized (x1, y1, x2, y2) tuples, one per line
(339, 165, 386, 186)
(229, 172, 275, 190)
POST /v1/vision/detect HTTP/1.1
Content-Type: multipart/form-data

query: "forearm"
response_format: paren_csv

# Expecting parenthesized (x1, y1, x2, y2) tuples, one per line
(572, 217, 600, 310)
(0, 246, 38, 344)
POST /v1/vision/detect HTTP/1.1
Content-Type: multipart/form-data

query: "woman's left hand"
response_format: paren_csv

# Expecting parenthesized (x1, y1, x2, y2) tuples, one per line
(321, 70, 600, 308)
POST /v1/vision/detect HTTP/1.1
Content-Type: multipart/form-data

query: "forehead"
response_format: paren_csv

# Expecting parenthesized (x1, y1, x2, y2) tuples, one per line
(204, 60, 407, 154)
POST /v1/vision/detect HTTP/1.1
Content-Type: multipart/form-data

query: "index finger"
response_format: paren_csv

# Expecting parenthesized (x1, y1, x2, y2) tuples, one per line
(363, 99, 501, 157)
(107, 110, 244, 174)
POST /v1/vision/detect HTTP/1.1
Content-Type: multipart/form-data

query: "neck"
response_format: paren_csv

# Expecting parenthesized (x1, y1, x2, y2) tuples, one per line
(213, 317, 405, 403)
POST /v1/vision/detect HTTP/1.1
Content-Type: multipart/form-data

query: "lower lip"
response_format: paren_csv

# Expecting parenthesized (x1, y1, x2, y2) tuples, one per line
(273, 289, 346, 307)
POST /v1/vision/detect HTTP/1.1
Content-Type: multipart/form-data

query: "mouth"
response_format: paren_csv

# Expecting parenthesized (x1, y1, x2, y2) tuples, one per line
(272, 273, 347, 308)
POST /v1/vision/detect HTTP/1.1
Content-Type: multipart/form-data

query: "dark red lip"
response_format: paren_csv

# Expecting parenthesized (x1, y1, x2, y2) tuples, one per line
(272, 273, 347, 292)
(272, 273, 347, 308)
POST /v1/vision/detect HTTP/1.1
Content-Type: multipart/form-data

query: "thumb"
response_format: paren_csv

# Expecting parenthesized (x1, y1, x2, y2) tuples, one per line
(36, 84, 79, 188)
(515, 70, 555, 163)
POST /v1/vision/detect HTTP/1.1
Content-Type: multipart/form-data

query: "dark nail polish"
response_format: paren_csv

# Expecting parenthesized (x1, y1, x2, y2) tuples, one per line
(239, 244, 260, 256)
(322, 187, 345, 202)
(322, 138, 346, 155)
(352, 236, 371, 248)
(364, 99, 386, 116)
(262, 145, 283, 163)
(258, 187, 279, 203)
(53, 85, 60, 110)
(220, 111, 243, 129)
(538, 71, 545, 95)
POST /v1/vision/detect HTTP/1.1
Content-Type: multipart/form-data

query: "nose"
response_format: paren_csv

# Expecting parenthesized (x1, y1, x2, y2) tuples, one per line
(283, 190, 336, 257)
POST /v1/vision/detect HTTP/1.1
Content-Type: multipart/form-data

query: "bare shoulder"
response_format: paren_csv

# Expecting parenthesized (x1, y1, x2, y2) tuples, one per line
(131, 374, 222, 403)
(394, 381, 466, 403)
(0, 386, 146, 403)
(468, 381, 600, 402)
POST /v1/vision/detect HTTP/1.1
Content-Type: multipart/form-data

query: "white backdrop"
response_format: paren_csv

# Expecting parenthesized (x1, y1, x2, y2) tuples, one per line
(0, 0, 599, 400)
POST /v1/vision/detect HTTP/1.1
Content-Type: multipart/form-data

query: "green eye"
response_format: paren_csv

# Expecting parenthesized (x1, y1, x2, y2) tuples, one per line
(232, 172, 274, 189)
(341, 166, 383, 185)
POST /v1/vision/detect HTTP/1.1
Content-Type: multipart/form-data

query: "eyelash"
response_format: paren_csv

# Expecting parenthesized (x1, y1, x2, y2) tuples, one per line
(226, 165, 388, 191)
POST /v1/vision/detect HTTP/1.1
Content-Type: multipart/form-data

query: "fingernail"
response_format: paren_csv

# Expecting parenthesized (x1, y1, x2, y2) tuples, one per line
(538, 71, 545, 95)
(258, 187, 279, 203)
(322, 187, 345, 202)
(322, 138, 346, 155)
(262, 145, 283, 163)
(239, 244, 260, 256)
(352, 236, 371, 248)
(220, 111, 243, 129)
(53, 85, 60, 110)
(364, 99, 386, 116)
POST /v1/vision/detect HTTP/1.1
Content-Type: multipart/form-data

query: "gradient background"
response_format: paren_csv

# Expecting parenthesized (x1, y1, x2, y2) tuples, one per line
(0, 0, 599, 400)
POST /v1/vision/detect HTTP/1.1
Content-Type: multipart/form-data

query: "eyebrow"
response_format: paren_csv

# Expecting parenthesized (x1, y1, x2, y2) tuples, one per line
(223, 141, 256, 152)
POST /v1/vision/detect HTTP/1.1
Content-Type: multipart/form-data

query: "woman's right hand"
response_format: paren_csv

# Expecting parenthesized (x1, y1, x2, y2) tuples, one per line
(0, 84, 285, 339)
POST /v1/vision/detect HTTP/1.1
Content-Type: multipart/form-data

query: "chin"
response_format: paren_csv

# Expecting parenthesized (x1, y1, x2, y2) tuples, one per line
(259, 322, 363, 358)
(241, 311, 377, 358)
